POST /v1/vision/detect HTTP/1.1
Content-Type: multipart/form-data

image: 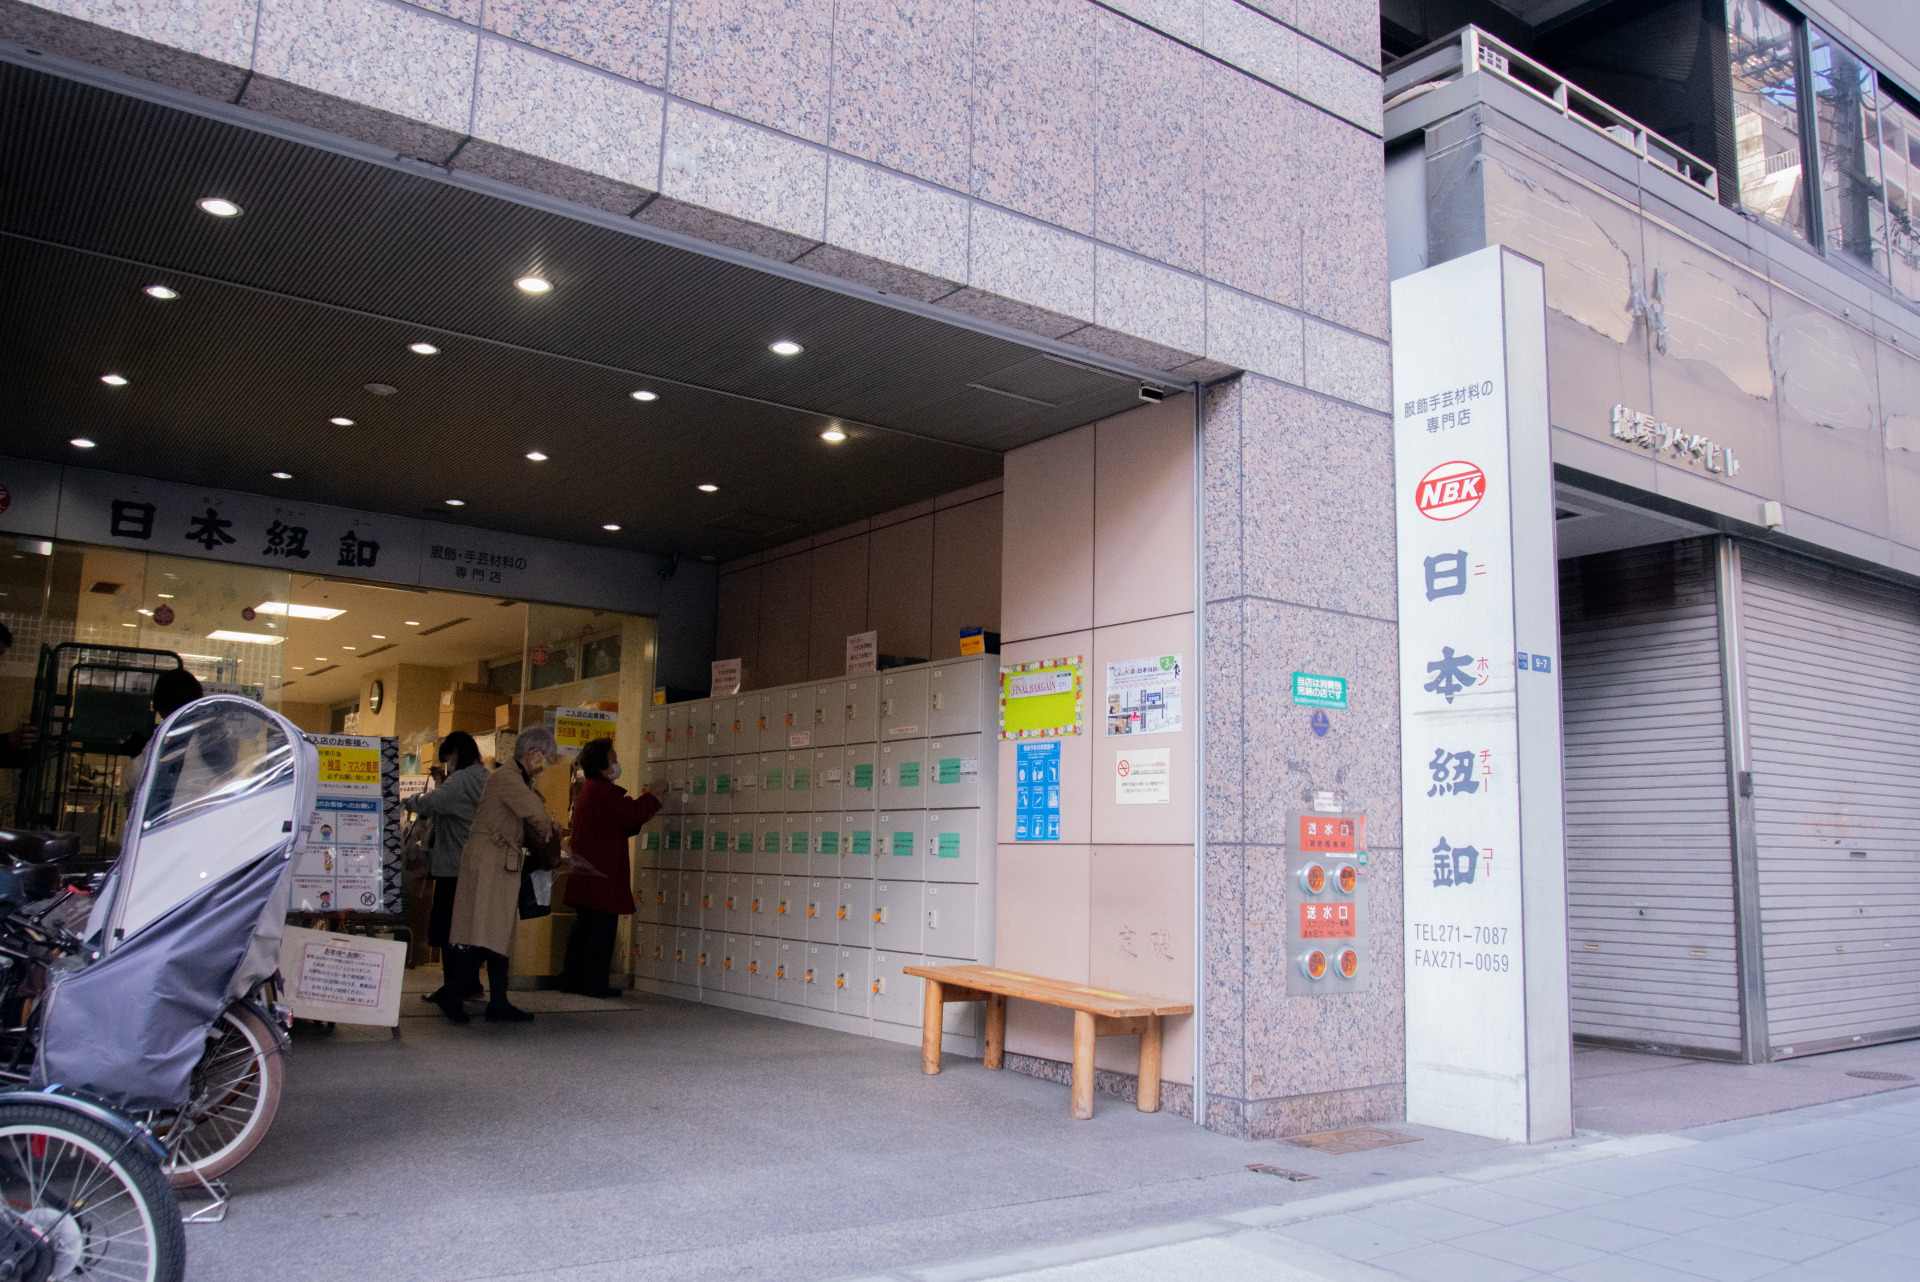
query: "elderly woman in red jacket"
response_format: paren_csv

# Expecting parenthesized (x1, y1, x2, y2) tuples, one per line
(558, 736, 661, 997)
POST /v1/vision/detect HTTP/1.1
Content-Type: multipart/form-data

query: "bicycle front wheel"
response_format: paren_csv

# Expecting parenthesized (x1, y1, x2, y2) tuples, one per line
(0, 1101, 185, 1282)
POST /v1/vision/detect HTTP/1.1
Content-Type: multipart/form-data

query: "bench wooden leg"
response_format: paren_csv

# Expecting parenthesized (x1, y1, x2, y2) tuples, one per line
(921, 979, 944, 1075)
(1071, 1009, 1096, 1120)
(1137, 1014, 1163, 1113)
(984, 993, 1006, 1070)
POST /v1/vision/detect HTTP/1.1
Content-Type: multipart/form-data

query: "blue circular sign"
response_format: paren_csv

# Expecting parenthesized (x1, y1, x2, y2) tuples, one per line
(1309, 709, 1331, 738)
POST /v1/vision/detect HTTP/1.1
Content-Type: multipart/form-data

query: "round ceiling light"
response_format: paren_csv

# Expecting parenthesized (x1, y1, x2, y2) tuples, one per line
(145, 285, 178, 300)
(630, 389, 658, 402)
(515, 275, 551, 294)
(330, 416, 355, 426)
(70, 438, 96, 449)
(602, 523, 621, 532)
(820, 426, 847, 443)
(197, 197, 242, 217)
(769, 340, 803, 356)
(364, 383, 397, 396)
(444, 499, 465, 507)
(100, 374, 127, 386)
(271, 471, 293, 480)
(697, 483, 718, 493)
(409, 342, 439, 356)
(526, 451, 548, 462)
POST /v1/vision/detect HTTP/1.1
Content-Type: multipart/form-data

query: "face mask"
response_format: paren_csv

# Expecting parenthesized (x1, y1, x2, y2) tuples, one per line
(526, 754, 545, 774)
(606, 762, 623, 781)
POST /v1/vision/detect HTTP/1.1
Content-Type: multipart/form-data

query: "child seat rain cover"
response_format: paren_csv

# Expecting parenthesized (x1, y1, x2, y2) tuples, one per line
(34, 696, 317, 1110)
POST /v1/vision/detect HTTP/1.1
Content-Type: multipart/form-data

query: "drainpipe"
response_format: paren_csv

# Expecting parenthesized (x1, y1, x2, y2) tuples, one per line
(1192, 381, 1208, 1128)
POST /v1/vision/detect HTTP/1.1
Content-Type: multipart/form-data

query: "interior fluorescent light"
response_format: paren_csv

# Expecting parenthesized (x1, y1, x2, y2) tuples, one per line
(409, 342, 439, 356)
(820, 426, 847, 442)
(70, 438, 96, 449)
(698, 483, 718, 492)
(100, 374, 127, 386)
(515, 276, 551, 294)
(330, 417, 354, 426)
(207, 630, 284, 645)
(630, 390, 658, 402)
(603, 523, 621, 531)
(145, 285, 178, 300)
(253, 602, 346, 620)
(769, 340, 803, 356)
(198, 197, 242, 217)
(526, 451, 548, 462)
(271, 471, 293, 480)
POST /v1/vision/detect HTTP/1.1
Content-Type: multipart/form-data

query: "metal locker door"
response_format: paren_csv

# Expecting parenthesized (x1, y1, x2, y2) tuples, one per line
(836, 878, 875, 947)
(680, 700, 708, 759)
(878, 739, 927, 811)
(871, 952, 921, 1027)
(732, 695, 759, 753)
(843, 675, 879, 743)
(805, 878, 836, 942)
(709, 757, 734, 814)
(750, 874, 776, 938)
(812, 748, 844, 813)
(671, 927, 698, 987)
(696, 931, 719, 989)
(844, 742, 877, 806)
(750, 815, 778, 875)
(784, 686, 816, 749)
(812, 682, 846, 747)
(686, 758, 710, 815)
(701, 872, 725, 929)
(730, 752, 758, 813)
(774, 877, 805, 939)
(785, 751, 814, 812)
(747, 936, 775, 999)
(925, 809, 981, 883)
(629, 923, 656, 980)
(804, 943, 835, 1010)
(661, 820, 682, 871)
(773, 938, 804, 1004)
(756, 750, 786, 814)
(722, 934, 750, 994)
(633, 870, 660, 923)
(709, 698, 735, 756)
(880, 667, 930, 740)
(878, 811, 927, 881)
(872, 881, 927, 953)
(781, 814, 811, 877)
(809, 813, 842, 880)
(644, 706, 669, 762)
(928, 657, 984, 738)
(636, 821, 663, 869)
(726, 873, 753, 935)
(925, 734, 983, 810)
(922, 882, 979, 961)
(845, 813, 879, 876)
(835, 947, 872, 1016)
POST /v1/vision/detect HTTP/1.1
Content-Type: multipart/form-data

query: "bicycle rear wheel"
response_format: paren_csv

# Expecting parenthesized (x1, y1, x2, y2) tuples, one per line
(148, 1004, 283, 1189)
(0, 1101, 185, 1282)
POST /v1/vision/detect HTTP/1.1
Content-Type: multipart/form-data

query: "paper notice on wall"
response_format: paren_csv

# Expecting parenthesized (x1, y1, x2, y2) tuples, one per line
(279, 926, 405, 1026)
(711, 658, 742, 697)
(1115, 746, 1172, 804)
(1106, 655, 1183, 736)
(1014, 741, 1062, 840)
(846, 631, 878, 676)
(545, 705, 616, 753)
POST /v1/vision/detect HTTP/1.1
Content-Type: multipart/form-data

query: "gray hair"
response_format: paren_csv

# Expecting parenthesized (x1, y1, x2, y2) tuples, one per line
(512, 725, 558, 762)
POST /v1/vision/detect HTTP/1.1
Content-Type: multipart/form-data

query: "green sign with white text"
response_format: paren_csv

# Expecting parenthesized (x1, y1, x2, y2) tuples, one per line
(1291, 672, 1347, 710)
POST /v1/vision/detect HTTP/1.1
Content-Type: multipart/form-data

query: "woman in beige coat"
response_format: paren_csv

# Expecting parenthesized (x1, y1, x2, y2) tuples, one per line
(436, 726, 560, 1024)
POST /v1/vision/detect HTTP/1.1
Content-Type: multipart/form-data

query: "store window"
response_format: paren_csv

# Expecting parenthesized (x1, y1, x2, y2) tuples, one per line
(1884, 95, 1920, 302)
(1728, 0, 1809, 241)
(1808, 25, 1886, 271)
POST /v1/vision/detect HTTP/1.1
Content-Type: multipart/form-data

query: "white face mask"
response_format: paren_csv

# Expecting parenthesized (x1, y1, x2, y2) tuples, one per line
(606, 761, 623, 781)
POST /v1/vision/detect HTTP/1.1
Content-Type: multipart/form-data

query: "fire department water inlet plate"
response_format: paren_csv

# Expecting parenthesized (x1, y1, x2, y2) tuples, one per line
(1282, 1127, 1422, 1155)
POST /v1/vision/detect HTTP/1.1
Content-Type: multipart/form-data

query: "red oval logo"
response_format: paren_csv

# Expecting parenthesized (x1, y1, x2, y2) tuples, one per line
(153, 604, 175, 627)
(1415, 461, 1486, 521)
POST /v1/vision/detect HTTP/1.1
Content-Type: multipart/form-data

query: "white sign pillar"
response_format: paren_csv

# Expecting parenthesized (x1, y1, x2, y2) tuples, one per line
(1393, 246, 1571, 1143)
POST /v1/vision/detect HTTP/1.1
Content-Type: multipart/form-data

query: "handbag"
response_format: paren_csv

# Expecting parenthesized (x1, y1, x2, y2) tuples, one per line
(401, 814, 435, 879)
(522, 818, 563, 872)
(517, 868, 551, 920)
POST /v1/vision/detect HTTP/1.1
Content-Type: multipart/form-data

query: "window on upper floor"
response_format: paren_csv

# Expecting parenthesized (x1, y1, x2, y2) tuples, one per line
(1808, 24, 1885, 272)
(1882, 94, 1920, 302)
(1728, 0, 1810, 242)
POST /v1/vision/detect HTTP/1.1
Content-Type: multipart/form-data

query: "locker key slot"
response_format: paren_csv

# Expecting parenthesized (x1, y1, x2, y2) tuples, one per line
(873, 906, 889, 925)
(837, 903, 850, 920)
(834, 972, 848, 990)
(926, 909, 940, 930)
(806, 902, 819, 918)
(872, 977, 887, 996)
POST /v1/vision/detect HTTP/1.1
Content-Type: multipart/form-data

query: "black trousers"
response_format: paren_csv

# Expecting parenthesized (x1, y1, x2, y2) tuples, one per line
(429, 876, 464, 992)
(560, 907, 621, 993)
(445, 946, 510, 1005)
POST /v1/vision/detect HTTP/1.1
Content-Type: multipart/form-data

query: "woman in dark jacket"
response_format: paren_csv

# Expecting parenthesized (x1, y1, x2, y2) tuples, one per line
(558, 736, 659, 997)
(409, 731, 488, 1005)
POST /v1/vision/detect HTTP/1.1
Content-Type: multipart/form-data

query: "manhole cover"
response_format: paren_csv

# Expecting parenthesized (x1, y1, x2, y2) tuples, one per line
(1846, 1070, 1914, 1082)
(1284, 1127, 1422, 1155)
(1246, 1164, 1318, 1181)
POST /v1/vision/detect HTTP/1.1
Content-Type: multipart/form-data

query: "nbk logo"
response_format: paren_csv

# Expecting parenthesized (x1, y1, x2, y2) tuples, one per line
(1416, 461, 1485, 521)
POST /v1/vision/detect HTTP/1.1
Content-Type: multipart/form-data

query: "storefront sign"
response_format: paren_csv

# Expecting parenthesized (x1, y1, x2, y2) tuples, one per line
(1000, 656, 1084, 739)
(1106, 655, 1182, 735)
(1114, 746, 1171, 804)
(845, 631, 877, 676)
(1609, 405, 1741, 478)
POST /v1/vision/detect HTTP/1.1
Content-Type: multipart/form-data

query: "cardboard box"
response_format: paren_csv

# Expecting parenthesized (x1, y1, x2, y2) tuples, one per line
(438, 708, 495, 736)
(495, 703, 516, 730)
(451, 681, 497, 695)
(441, 689, 497, 713)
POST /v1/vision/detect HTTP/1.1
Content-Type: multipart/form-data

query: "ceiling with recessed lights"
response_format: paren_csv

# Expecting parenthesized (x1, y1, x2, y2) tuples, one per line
(0, 57, 1181, 562)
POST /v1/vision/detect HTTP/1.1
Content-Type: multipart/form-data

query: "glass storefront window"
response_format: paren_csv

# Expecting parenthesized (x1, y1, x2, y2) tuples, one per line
(1729, 0, 1810, 240)
(1881, 93, 1920, 304)
(1809, 25, 1886, 273)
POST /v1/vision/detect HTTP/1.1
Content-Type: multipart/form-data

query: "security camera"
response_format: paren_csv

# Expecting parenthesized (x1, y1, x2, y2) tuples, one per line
(1139, 385, 1167, 403)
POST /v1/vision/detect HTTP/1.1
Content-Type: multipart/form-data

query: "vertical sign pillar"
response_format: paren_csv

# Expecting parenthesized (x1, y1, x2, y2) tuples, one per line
(1393, 246, 1571, 1143)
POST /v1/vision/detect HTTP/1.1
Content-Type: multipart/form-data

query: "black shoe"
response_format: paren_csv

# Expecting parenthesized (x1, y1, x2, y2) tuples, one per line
(435, 991, 471, 1025)
(464, 983, 484, 999)
(484, 1001, 534, 1023)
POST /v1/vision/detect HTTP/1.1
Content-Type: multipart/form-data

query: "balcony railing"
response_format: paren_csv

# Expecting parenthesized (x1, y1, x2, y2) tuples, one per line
(1385, 26, 1720, 202)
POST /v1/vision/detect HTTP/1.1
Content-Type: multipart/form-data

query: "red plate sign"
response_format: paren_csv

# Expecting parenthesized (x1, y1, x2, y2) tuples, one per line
(1415, 460, 1485, 521)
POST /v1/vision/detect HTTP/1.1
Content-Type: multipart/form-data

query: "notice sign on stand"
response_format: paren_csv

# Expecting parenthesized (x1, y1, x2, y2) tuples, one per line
(297, 734, 400, 914)
(278, 925, 405, 1026)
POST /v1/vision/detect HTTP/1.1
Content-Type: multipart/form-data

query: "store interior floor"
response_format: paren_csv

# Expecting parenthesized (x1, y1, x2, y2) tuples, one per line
(184, 979, 1920, 1282)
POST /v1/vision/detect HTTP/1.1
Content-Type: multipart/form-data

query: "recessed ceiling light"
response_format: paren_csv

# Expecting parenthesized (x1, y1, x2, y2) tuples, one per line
(602, 523, 621, 531)
(445, 499, 465, 506)
(315, 657, 327, 662)
(254, 603, 345, 620)
(271, 471, 293, 480)
(515, 275, 551, 294)
(198, 197, 242, 217)
(409, 342, 439, 356)
(207, 629, 283, 645)
(698, 483, 718, 492)
(156, 593, 173, 599)
(137, 609, 153, 616)
(70, 437, 96, 449)
(769, 340, 803, 356)
(526, 451, 548, 462)
(145, 285, 178, 300)
(100, 374, 127, 386)
(630, 389, 658, 402)
(820, 426, 847, 443)
(364, 383, 397, 396)
(371, 634, 386, 640)
(292, 666, 304, 671)
(122, 622, 137, 628)
(404, 620, 420, 626)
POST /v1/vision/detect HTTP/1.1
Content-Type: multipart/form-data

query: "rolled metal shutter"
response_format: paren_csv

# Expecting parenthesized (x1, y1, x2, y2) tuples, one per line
(1741, 546, 1920, 1056)
(1560, 539, 1741, 1055)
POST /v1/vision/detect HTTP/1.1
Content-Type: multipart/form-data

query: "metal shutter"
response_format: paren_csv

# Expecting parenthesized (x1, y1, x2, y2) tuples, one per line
(1560, 539, 1741, 1055)
(1741, 546, 1920, 1056)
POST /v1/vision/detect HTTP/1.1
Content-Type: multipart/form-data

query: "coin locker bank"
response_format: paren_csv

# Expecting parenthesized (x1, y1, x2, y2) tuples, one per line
(633, 658, 1000, 1049)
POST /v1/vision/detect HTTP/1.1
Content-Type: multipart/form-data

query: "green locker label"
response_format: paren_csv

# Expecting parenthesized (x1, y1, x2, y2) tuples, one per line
(791, 769, 811, 791)
(737, 830, 753, 853)
(691, 829, 706, 851)
(692, 774, 706, 796)
(898, 761, 921, 787)
(667, 828, 681, 850)
(821, 831, 839, 855)
(645, 830, 661, 851)
(937, 758, 962, 784)
(789, 830, 808, 853)
(937, 832, 961, 859)
(711, 830, 727, 852)
(891, 831, 915, 857)
(762, 831, 779, 853)
(765, 770, 782, 792)
(851, 830, 871, 855)
(716, 774, 731, 796)
(852, 763, 874, 789)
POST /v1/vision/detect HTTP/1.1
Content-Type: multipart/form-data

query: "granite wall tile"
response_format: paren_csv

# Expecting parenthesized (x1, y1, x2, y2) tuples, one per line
(1204, 58, 1303, 309)
(1205, 284, 1305, 385)
(653, 102, 827, 248)
(971, 0, 1098, 234)
(0, 1, 252, 99)
(253, 0, 478, 137)
(821, 156, 968, 289)
(1200, 0, 1295, 88)
(1303, 320, 1390, 412)
(461, 40, 663, 213)
(1240, 598, 1401, 850)
(1203, 599, 1244, 844)
(933, 288, 1087, 341)
(23, 0, 256, 67)
(667, 0, 834, 142)
(829, 0, 972, 192)
(1100, 0, 1203, 46)
(1295, 30, 1382, 134)
(410, 0, 480, 22)
(1203, 379, 1243, 605)
(1244, 1084, 1405, 1138)
(968, 205, 1095, 323)
(1095, 248, 1205, 357)
(1057, 325, 1202, 372)
(1239, 376, 1395, 620)
(482, 0, 671, 87)
(1095, 7, 1205, 273)
(1203, 842, 1246, 1097)
(1290, 0, 1379, 70)
(1301, 119, 1389, 337)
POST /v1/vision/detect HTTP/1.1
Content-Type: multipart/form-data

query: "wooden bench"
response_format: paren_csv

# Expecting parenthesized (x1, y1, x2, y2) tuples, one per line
(902, 964, 1194, 1120)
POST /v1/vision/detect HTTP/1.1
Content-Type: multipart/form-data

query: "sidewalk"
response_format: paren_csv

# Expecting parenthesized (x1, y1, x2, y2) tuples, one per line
(855, 1088, 1920, 1282)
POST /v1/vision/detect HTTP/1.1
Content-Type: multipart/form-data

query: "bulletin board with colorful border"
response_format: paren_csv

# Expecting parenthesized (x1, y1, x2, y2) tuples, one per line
(999, 656, 1085, 739)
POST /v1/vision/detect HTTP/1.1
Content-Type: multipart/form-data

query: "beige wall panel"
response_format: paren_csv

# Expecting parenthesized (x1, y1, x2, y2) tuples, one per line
(996, 631, 1094, 846)
(931, 494, 1003, 660)
(1003, 425, 1094, 642)
(1094, 395, 1195, 628)
(1089, 844, 1195, 1084)
(1090, 614, 1197, 845)
(808, 534, 869, 680)
(868, 513, 933, 663)
(714, 564, 762, 689)
(997, 842, 1091, 1064)
(755, 552, 813, 687)
(278, 701, 331, 734)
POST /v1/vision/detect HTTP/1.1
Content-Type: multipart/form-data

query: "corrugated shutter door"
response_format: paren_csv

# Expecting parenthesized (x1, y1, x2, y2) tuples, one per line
(1741, 547, 1920, 1055)
(1560, 539, 1741, 1055)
